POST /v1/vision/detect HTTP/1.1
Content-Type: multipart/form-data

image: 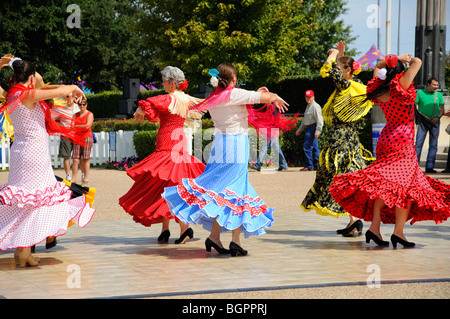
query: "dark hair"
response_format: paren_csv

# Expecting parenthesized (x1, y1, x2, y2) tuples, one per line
(367, 60, 405, 101)
(12, 60, 36, 84)
(427, 77, 438, 84)
(217, 62, 236, 89)
(337, 56, 355, 74)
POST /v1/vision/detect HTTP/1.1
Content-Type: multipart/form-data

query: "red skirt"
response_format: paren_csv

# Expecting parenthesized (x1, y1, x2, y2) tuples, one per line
(119, 150, 205, 227)
(329, 142, 450, 224)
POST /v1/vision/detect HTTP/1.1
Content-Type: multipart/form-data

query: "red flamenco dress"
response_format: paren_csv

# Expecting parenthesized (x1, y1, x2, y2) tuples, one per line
(119, 94, 205, 227)
(329, 73, 450, 225)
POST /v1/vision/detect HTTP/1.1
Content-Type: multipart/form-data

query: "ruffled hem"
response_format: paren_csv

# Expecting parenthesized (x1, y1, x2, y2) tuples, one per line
(301, 202, 349, 219)
(162, 179, 274, 238)
(126, 151, 205, 183)
(330, 169, 450, 224)
(0, 196, 95, 251)
(0, 182, 72, 209)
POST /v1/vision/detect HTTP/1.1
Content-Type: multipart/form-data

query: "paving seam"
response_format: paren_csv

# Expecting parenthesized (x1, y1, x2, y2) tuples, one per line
(88, 278, 450, 299)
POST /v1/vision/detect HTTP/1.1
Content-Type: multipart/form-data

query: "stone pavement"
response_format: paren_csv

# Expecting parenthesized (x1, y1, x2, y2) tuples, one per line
(0, 167, 449, 299)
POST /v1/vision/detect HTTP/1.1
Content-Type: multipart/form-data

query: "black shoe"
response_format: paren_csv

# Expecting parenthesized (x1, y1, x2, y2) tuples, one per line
(157, 230, 170, 243)
(45, 237, 57, 250)
(175, 228, 194, 244)
(365, 230, 389, 246)
(341, 220, 363, 237)
(205, 238, 230, 254)
(229, 242, 248, 257)
(441, 168, 450, 173)
(251, 166, 261, 172)
(391, 234, 415, 248)
(425, 168, 437, 173)
(277, 167, 287, 171)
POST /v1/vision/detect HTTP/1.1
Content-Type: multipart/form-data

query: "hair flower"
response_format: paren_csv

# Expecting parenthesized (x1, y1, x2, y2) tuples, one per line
(385, 54, 398, 69)
(378, 68, 387, 80)
(178, 79, 188, 91)
(352, 60, 361, 75)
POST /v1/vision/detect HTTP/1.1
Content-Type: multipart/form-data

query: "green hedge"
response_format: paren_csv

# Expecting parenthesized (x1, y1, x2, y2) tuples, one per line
(132, 116, 373, 166)
(86, 89, 165, 119)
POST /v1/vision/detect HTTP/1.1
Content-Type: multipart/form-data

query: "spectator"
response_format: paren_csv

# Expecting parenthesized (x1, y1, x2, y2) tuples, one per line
(295, 90, 323, 171)
(71, 98, 94, 184)
(54, 100, 79, 180)
(415, 77, 445, 173)
(252, 107, 288, 172)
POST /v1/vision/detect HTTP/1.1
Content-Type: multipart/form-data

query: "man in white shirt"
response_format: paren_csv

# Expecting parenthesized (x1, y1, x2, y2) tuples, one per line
(295, 90, 323, 171)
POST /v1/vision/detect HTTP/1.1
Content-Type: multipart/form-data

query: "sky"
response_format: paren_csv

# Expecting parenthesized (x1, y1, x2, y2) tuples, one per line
(341, 0, 449, 58)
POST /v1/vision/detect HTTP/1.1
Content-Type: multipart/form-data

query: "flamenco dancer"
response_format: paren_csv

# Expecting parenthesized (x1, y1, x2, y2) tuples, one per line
(0, 58, 95, 267)
(301, 41, 374, 237)
(162, 62, 289, 256)
(329, 54, 450, 247)
(119, 66, 205, 244)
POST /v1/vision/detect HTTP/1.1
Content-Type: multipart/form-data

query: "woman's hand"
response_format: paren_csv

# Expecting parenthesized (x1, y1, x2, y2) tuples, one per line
(335, 41, 346, 57)
(134, 107, 145, 121)
(0, 54, 14, 69)
(257, 86, 269, 93)
(273, 95, 289, 113)
(398, 53, 412, 65)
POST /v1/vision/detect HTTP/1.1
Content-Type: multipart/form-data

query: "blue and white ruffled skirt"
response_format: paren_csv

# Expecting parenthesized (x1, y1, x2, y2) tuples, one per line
(162, 133, 274, 238)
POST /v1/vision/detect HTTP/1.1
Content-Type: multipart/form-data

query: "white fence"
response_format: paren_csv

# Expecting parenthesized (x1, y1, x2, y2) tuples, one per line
(0, 130, 138, 170)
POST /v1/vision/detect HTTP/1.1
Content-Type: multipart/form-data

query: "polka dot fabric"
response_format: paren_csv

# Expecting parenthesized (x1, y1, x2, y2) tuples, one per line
(329, 74, 450, 225)
(119, 95, 205, 227)
(0, 98, 95, 251)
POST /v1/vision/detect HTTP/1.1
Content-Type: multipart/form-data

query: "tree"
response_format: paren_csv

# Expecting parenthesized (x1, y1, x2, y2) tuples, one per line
(0, 0, 156, 92)
(135, 0, 354, 87)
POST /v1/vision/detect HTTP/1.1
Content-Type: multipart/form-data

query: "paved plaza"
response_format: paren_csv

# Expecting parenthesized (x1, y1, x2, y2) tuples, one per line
(0, 167, 449, 299)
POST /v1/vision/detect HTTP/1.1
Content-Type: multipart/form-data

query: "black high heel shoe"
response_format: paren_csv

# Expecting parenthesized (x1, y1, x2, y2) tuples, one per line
(229, 242, 248, 257)
(391, 234, 415, 248)
(175, 228, 194, 244)
(205, 238, 230, 254)
(341, 220, 363, 237)
(365, 230, 389, 246)
(158, 230, 170, 243)
(46, 237, 57, 249)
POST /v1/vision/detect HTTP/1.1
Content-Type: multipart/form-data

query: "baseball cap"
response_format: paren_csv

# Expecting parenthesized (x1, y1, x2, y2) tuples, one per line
(305, 90, 314, 97)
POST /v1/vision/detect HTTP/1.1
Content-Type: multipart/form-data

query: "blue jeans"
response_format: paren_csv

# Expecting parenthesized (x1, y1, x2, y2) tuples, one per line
(253, 136, 287, 169)
(303, 124, 320, 170)
(415, 122, 440, 170)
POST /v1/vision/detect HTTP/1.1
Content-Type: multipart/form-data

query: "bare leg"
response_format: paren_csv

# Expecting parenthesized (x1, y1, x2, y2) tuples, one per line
(63, 158, 71, 176)
(178, 220, 190, 236)
(231, 227, 241, 246)
(71, 158, 79, 182)
(81, 159, 90, 183)
(393, 202, 412, 241)
(368, 197, 385, 239)
(161, 217, 170, 232)
(208, 218, 225, 248)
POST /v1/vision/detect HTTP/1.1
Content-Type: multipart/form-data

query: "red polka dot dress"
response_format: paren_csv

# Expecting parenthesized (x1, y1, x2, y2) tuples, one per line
(119, 94, 205, 227)
(0, 93, 95, 251)
(329, 73, 450, 225)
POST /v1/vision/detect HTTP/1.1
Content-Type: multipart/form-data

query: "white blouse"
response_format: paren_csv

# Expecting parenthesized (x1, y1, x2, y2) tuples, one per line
(208, 88, 261, 135)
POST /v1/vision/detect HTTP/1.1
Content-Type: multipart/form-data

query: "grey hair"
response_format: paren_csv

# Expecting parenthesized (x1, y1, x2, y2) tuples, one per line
(161, 66, 185, 86)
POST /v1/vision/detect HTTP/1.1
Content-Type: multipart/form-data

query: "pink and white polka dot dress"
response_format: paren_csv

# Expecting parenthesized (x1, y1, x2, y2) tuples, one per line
(0, 94, 95, 251)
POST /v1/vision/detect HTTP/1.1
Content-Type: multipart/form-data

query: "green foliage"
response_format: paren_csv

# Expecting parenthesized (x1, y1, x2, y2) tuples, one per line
(130, 116, 373, 166)
(86, 89, 165, 119)
(92, 118, 159, 132)
(0, 0, 156, 92)
(136, 0, 354, 87)
(133, 130, 158, 159)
